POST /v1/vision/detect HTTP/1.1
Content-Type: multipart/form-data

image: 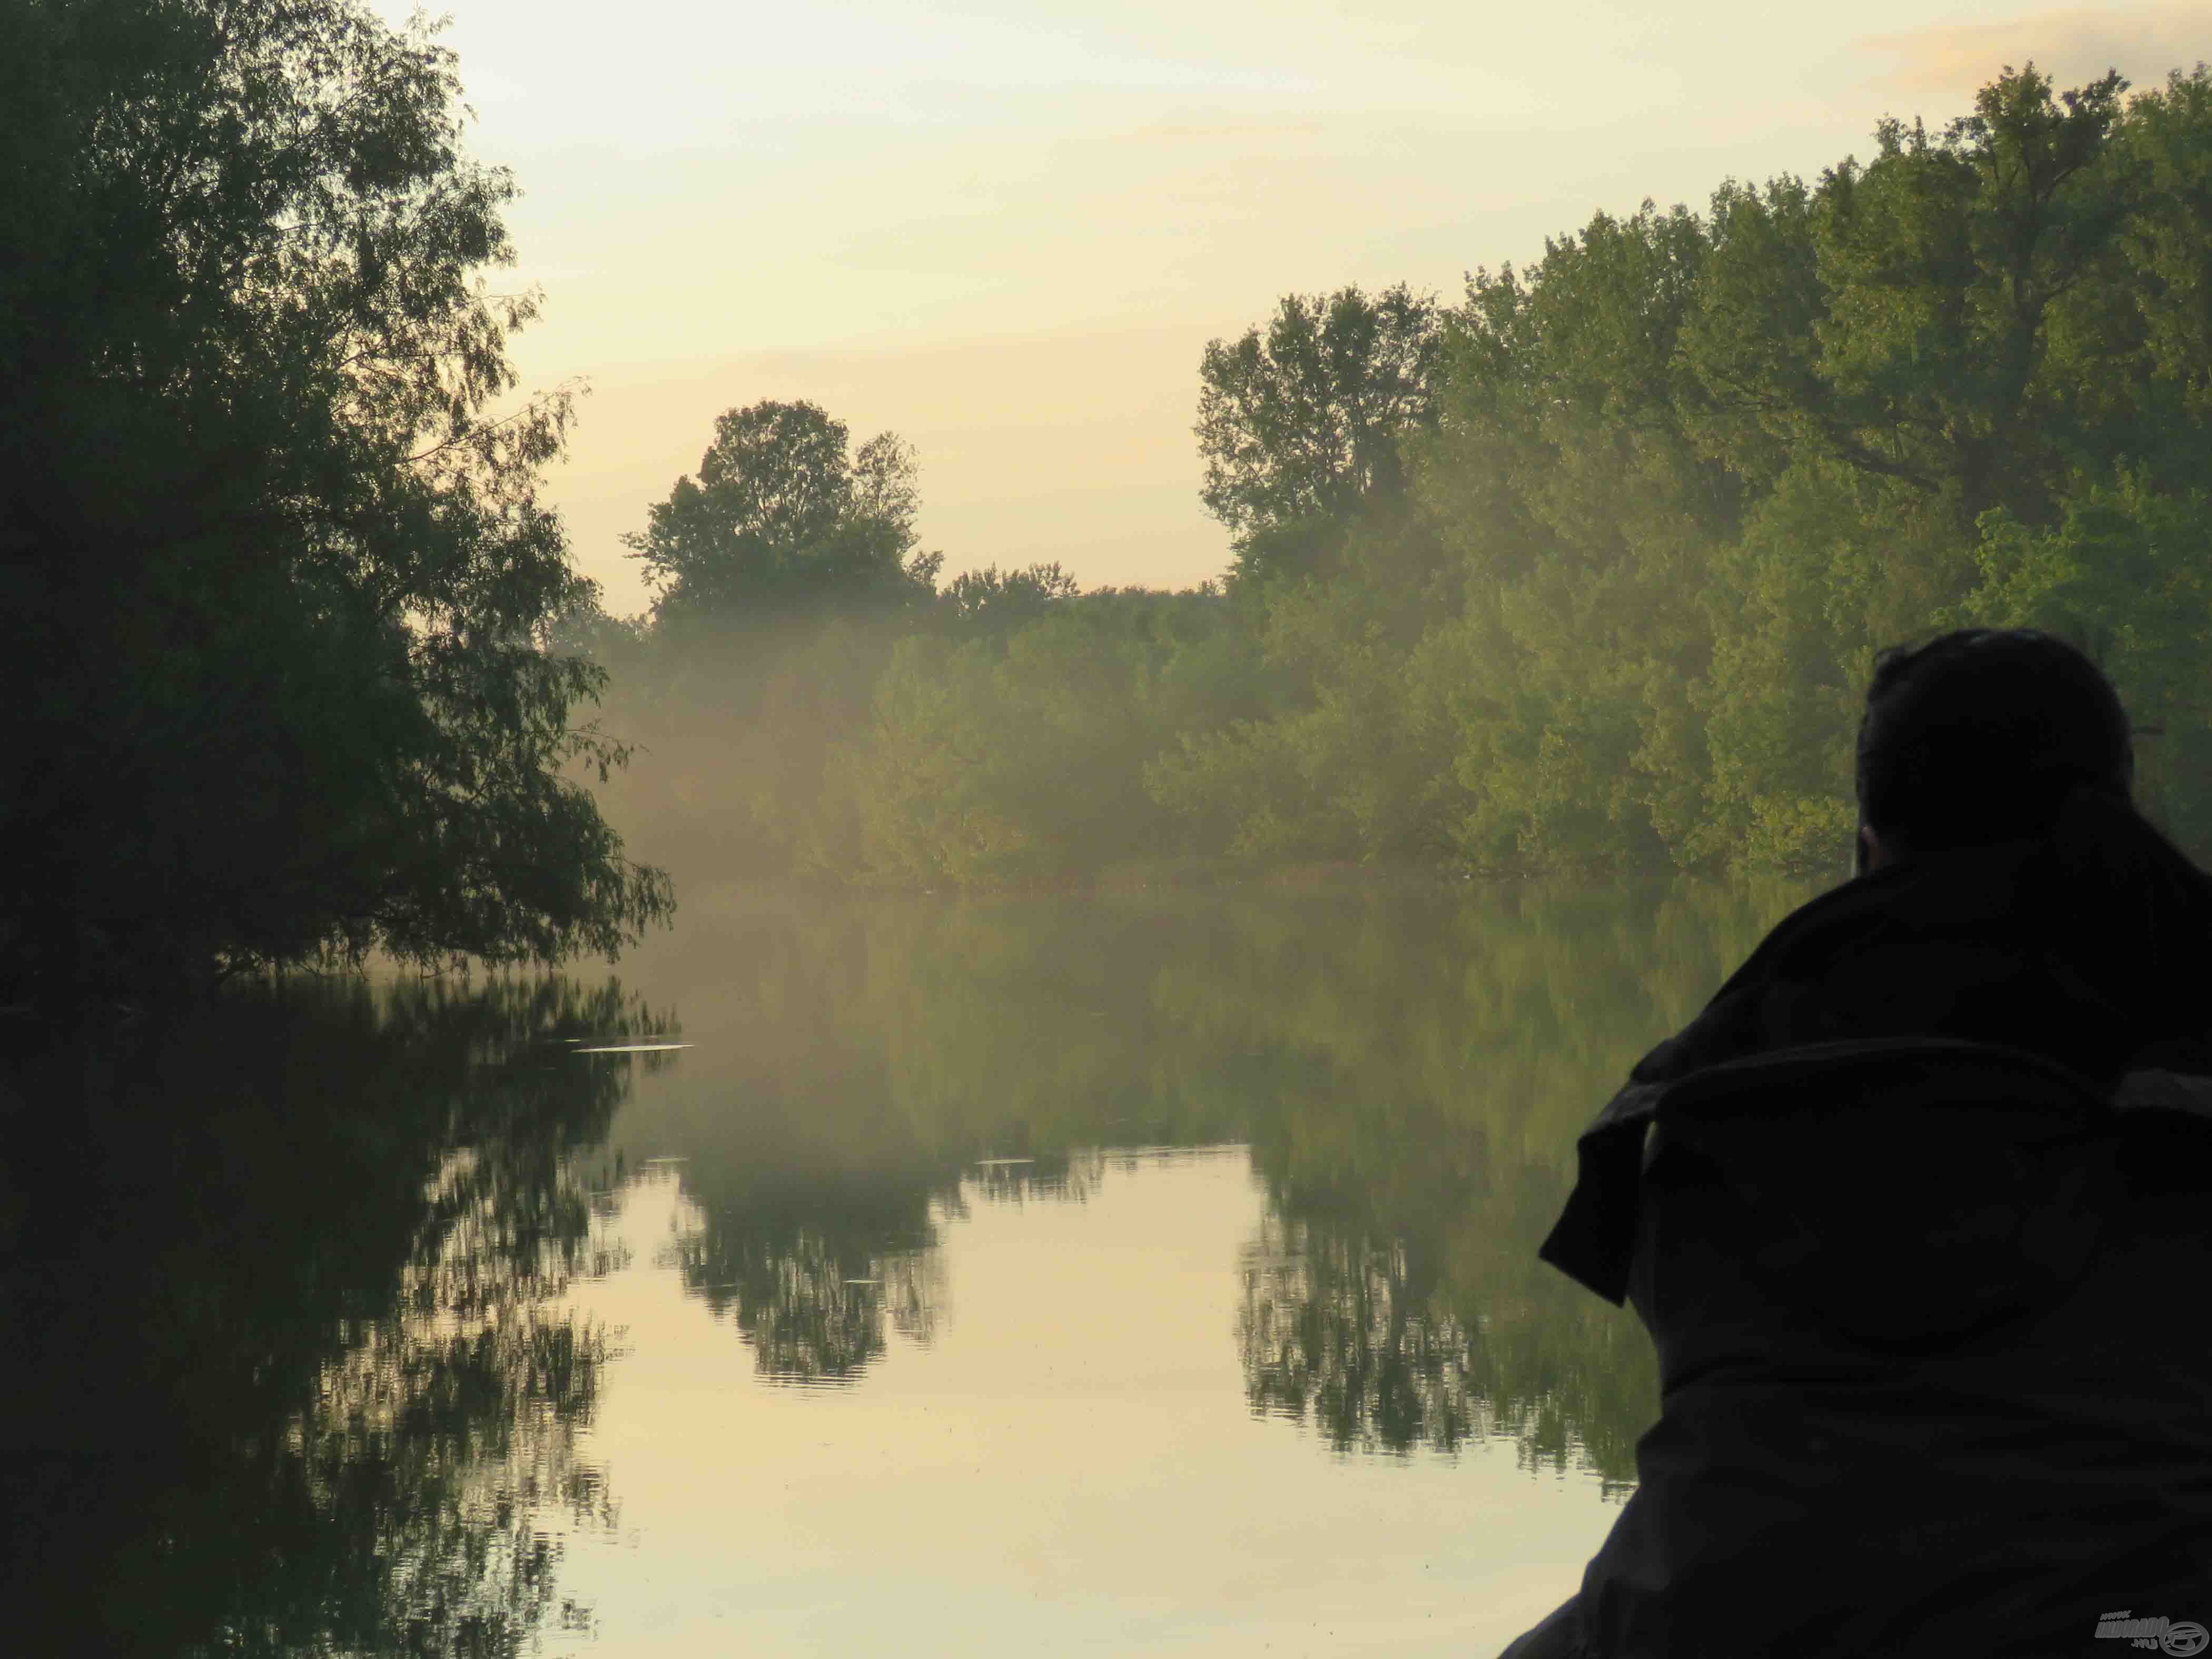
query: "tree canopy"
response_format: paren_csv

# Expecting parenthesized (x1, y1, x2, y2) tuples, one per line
(623, 399, 940, 629)
(1195, 283, 1446, 571)
(576, 62, 2212, 894)
(0, 0, 671, 998)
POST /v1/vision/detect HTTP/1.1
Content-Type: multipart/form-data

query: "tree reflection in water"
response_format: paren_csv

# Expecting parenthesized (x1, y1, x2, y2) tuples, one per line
(0, 975, 668, 1657)
(659, 1170, 946, 1384)
(1241, 1219, 1482, 1456)
(1186, 881, 1808, 1490)
(621, 881, 1810, 1488)
(653, 1151, 1102, 1384)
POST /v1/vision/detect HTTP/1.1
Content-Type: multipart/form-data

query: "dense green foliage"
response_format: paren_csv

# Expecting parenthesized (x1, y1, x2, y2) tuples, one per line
(1195, 282, 1448, 581)
(591, 64, 2212, 891)
(620, 399, 941, 630)
(0, 0, 670, 999)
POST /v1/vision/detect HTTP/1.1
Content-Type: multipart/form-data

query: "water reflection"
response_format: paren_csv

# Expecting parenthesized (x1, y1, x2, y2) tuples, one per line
(614, 878, 1813, 1489)
(655, 1162, 947, 1384)
(1181, 881, 1805, 1488)
(0, 975, 666, 1657)
(1241, 1219, 1483, 1456)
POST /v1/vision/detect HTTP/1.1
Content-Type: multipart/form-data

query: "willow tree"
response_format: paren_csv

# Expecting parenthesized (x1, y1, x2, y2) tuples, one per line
(0, 0, 671, 998)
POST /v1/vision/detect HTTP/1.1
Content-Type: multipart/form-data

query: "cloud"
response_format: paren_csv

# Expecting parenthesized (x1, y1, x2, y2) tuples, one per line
(1852, 5, 2211, 103)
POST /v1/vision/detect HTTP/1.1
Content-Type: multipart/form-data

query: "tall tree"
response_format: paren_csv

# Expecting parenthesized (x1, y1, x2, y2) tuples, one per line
(1684, 66, 2135, 528)
(1194, 283, 1446, 573)
(624, 399, 940, 627)
(0, 0, 671, 999)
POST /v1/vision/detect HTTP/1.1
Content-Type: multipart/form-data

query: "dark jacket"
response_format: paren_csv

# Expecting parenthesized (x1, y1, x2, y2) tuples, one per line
(1536, 802, 2212, 1657)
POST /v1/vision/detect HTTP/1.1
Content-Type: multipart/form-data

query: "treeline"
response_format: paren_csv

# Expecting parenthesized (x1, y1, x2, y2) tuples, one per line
(581, 64, 2212, 888)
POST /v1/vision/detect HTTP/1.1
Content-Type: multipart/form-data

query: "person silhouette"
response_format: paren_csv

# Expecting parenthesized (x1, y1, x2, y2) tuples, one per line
(1500, 629, 2212, 1658)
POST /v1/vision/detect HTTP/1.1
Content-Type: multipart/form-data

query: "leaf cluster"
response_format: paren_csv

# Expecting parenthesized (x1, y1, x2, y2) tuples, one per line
(621, 398, 939, 631)
(0, 0, 671, 999)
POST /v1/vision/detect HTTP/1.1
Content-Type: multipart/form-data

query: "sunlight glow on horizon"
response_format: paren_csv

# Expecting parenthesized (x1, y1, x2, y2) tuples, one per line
(371, 0, 2212, 614)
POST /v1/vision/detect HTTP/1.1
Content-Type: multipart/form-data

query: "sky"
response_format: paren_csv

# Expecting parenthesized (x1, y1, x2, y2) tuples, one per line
(367, 0, 2212, 615)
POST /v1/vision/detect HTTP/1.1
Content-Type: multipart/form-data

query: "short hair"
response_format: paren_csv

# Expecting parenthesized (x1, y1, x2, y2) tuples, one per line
(1854, 629, 2135, 852)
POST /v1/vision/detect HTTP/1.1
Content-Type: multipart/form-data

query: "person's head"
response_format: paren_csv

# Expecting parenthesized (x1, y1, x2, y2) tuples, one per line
(1854, 628, 2135, 873)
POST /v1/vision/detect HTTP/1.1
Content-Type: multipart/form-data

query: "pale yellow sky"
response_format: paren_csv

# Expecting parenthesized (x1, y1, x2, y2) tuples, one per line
(371, 0, 2211, 614)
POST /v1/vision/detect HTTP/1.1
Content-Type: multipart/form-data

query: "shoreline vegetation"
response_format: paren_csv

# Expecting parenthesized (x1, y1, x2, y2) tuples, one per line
(1, 0, 674, 1005)
(578, 62, 2212, 902)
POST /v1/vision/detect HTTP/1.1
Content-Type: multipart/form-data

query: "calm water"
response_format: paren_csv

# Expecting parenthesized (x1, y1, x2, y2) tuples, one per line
(0, 878, 1815, 1656)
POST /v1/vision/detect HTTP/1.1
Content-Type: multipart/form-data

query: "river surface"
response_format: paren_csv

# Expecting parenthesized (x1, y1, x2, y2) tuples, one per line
(0, 877, 1816, 1656)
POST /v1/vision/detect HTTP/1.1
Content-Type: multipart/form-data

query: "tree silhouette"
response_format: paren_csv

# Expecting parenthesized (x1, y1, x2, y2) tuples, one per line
(625, 399, 940, 628)
(0, 0, 670, 999)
